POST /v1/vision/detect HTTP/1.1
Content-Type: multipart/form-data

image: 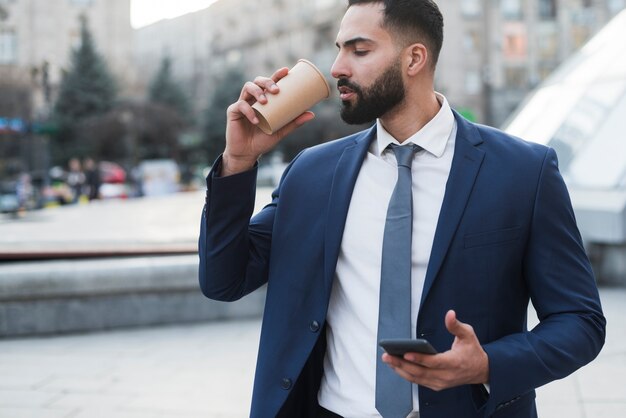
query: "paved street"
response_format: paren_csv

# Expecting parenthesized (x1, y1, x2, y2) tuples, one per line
(0, 189, 274, 257)
(0, 287, 624, 418)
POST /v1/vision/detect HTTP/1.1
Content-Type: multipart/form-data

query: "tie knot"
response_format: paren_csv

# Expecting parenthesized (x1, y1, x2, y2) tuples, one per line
(389, 143, 420, 168)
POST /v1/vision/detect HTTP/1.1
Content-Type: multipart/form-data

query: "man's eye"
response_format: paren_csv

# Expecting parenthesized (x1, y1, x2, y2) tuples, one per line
(354, 50, 369, 56)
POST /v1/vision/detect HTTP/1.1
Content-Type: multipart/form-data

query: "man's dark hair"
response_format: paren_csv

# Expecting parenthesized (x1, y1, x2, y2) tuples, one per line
(347, 0, 444, 68)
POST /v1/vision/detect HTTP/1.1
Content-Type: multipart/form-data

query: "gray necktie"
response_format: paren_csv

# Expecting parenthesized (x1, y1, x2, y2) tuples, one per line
(376, 143, 420, 418)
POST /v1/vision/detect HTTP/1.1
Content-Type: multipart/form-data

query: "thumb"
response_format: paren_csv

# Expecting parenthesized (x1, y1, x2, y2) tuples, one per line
(445, 310, 473, 339)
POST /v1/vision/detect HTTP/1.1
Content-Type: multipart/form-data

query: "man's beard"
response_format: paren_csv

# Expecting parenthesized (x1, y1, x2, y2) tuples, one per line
(338, 59, 406, 125)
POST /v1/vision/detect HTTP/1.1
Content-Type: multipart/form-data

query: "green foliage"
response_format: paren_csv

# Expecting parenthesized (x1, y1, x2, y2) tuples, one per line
(52, 16, 117, 163)
(202, 69, 246, 164)
(148, 56, 191, 123)
(54, 18, 116, 121)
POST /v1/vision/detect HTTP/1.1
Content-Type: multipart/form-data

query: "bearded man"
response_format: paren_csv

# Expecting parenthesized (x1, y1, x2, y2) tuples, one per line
(198, 1, 605, 417)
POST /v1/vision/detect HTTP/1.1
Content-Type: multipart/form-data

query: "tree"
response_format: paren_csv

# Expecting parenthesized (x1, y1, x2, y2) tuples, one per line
(148, 56, 191, 123)
(52, 15, 117, 162)
(0, 68, 33, 180)
(79, 101, 184, 168)
(202, 69, 246, 164)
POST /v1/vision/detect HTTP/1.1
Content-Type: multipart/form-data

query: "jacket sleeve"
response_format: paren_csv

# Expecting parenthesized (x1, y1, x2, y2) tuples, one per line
(482, 147, 606, 416)
(198, 155, 277, 301)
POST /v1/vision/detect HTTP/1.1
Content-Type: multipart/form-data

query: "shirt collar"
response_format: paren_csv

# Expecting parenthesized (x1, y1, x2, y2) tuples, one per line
(375, 92, 454, 158)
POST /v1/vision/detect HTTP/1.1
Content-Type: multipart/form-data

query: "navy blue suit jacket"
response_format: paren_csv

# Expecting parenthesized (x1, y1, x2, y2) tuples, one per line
(199, 112, 605, 418)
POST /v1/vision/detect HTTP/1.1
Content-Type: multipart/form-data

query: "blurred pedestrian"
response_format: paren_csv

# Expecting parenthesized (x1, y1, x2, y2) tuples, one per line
(83, 157, 101, 201)
(66, 158, 85, 204)
(15, 172, 33, 212)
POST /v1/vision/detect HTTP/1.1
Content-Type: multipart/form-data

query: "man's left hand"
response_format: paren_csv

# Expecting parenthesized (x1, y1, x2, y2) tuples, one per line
(382, 310, 490, 392)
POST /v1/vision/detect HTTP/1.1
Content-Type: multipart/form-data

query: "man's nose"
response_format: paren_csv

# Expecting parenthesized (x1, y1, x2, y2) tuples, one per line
(330, 53, 350, 80)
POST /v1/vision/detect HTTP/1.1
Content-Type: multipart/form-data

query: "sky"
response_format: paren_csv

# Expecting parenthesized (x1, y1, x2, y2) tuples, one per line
(130, 0, 217, 28)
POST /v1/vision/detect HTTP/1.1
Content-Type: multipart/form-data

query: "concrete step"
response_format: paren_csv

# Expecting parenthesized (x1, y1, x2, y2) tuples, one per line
(0, 255, 266, 337)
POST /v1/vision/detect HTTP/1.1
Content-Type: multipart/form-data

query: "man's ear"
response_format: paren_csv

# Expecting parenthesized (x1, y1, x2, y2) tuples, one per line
(406, 43, 428, 76)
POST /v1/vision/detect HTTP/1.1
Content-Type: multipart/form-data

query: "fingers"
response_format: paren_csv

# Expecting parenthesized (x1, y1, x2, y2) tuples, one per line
(240, 68, 288, 103)
(270, 67, 290, 83)
(227, 100, 259, 125)
(233, 68, 290, 124)
(445, 310, 475, 339)
(381, 311, 489, 390)
(382, 353, 452, 392)
(240, 81, 273, 104)
(229, 68, 309, 135)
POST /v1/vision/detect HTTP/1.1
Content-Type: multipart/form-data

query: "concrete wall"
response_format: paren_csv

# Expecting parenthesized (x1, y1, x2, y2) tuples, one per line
(0, 255, 266, 337)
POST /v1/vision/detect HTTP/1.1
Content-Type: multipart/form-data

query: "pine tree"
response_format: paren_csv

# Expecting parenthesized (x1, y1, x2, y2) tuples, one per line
(148, 56, 191, 122)
(53, 15, 117, 161)
(54, 16, 116, 122)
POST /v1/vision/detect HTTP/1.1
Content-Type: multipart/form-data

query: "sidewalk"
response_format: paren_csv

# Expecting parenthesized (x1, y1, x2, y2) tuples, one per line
(0, 189, 274, 258)
(0, 287, 623, 418)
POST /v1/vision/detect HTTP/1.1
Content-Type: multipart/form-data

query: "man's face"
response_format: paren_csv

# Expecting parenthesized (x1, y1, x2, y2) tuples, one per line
(331, 3, 406, 124)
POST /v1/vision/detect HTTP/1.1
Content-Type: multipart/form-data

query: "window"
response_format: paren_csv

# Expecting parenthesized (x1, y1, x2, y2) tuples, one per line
(501, 0, 523, 20)
(538, 0, 557, 20)
(502, 23, 527, 61)
(465, 71, 482, 94)
(463, 29, 481, 52)
(0, 29, 16, 64)
(461, 0, 482, 18)
(504, 66, 527, 89)
(70, 0, 94, 6)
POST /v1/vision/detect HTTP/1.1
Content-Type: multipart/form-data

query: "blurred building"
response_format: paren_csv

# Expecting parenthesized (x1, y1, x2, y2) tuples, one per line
(505, 8, 626, 284)
(133, 0, 625, 126)
(134, 0, 344, 118)
(437, 0, 626, 126)
(133, 7, 213, 114)
(0, 0, 134, 120)
(205, 0, 342, 83)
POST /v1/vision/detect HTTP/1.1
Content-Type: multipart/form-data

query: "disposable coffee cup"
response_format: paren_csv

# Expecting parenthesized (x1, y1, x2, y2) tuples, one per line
(252, 59, 331, 135)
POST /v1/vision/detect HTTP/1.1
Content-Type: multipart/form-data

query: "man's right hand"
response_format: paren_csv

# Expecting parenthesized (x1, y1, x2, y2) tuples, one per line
(222, 67, 315, 177)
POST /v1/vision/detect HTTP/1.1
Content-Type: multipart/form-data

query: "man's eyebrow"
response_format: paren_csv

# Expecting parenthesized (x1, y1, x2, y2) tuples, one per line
(335, 37, 374, 49)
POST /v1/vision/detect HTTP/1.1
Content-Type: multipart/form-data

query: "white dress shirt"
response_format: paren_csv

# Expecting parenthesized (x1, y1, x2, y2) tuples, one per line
(318, 94, 457, 417)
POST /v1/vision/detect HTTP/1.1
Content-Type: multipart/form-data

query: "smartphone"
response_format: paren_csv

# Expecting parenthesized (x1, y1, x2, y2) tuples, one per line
(379, 338, 438, 356)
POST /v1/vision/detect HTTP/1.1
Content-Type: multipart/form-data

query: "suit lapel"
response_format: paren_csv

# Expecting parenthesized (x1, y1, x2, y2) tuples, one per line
(323, 126, 376, 293)
(420, 112, 485, 308)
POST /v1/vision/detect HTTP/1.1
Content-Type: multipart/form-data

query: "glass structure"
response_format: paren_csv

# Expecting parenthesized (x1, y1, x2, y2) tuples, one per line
(505, 9, 626, 190)
(504, 9, 626, 246)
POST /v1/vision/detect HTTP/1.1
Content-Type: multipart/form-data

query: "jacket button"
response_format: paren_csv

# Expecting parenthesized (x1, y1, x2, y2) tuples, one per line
(281, 378, 292, 390)
(309, 320, 320, 332)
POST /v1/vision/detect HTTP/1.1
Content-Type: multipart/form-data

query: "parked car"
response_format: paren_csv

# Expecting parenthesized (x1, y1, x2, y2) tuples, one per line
(257, 161, 288, 187)
(98, 161, 129, 199)
(41, 166, 73, 206)
(99, 161, 126, 184)
(0, 180, 19, 214)
(137, 159, 180, 196)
